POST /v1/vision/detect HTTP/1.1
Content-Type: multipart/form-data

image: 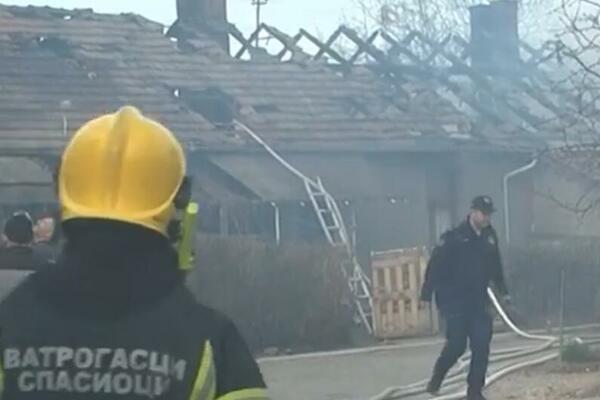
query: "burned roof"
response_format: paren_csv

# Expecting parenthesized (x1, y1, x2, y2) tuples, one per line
(231, 24, 585, 151)
(0, 4, 568, 155)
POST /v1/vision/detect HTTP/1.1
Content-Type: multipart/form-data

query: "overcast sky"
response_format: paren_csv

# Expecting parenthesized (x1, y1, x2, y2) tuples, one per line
(2, 0, 358, 36)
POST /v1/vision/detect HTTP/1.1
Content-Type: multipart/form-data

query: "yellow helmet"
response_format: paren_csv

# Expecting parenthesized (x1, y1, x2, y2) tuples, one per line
(58, 106, 186, 236)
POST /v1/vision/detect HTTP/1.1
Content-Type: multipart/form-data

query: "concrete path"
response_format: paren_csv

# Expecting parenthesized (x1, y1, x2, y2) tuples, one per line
(259, 333, 538, 400)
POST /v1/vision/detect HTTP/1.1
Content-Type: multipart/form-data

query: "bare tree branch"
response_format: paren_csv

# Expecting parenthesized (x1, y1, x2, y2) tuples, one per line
(342, 0, 600, 216)
(349, 0, 560, 45)
(582, 0, 600, 7)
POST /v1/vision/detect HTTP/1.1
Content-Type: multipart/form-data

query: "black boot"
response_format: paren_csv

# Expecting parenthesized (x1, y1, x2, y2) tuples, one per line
(425, 374, 442, 395)
(466, 387, 487, 400)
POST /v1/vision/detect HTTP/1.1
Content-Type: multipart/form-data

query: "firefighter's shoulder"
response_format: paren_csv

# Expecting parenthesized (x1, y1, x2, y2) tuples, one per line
(185, 296, 268, 399)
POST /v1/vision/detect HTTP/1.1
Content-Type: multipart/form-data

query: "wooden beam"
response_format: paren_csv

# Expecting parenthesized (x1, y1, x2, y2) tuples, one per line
(297, 29, 349, 66)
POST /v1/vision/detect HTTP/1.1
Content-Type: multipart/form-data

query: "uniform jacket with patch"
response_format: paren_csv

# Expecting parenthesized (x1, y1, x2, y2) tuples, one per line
(421, 219, 508, 315)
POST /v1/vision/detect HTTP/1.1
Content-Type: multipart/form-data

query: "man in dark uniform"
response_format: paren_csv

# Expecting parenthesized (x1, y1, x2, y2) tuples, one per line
(0, 107, 268, 400)
(421, 195, 510, 400)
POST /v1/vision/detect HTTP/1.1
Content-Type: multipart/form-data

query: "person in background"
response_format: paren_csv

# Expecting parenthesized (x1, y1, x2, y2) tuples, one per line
(33, 215, 59, 263)
(0, 211, 49, 271)
(421, 196, 510, 400)
(33, 216, 55, 243)
(0, 211, 46, 301)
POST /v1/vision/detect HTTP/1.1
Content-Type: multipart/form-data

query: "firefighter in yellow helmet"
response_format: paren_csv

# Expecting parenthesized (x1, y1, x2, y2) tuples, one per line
(0, 106, 268, 400)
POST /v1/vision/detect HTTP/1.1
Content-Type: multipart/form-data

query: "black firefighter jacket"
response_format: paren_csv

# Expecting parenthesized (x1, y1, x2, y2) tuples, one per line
(0, 226, 267, 400)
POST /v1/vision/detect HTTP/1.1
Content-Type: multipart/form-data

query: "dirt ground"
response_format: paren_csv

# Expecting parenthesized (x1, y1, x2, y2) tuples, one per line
(489, 361, 600, 400)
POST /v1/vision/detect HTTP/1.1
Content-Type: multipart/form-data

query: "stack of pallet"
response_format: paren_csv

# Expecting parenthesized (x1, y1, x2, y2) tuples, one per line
(371, 247, 439, 339)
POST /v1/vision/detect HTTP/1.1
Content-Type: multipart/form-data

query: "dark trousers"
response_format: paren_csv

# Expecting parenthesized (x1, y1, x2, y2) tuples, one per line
(432, 310, 493, 391)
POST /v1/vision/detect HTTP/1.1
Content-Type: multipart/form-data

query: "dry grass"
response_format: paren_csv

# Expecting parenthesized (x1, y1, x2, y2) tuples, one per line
(489, 361, 600, 400)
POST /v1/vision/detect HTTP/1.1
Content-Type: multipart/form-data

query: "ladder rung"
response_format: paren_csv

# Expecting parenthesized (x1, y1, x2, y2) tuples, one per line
(356, 309, 372, 317)
(307, 179, 374, 334)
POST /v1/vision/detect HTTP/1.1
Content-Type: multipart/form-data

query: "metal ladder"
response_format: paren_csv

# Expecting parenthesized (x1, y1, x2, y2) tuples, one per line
(234, 120, 374, 334)
(305, 177, 374, 334)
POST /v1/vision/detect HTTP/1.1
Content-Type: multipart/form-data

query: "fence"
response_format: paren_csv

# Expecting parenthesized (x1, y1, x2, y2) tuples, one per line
(505, 238, 600, 329)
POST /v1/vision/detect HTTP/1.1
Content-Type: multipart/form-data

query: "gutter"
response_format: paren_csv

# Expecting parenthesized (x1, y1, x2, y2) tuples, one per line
(503, 157, 538, 244)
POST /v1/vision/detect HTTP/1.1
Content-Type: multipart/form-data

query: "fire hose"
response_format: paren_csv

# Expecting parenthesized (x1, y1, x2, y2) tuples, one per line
(238, 116, 600, 397)
(368, 288, 600, 400)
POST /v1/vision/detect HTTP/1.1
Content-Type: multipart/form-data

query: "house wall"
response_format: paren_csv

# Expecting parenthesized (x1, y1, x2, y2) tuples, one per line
(287, 152, 435, 265)
(425, 154, 457, 244)
(453, 152, 534, 246)
(199, 150, 538, 262)
(0, 156, 57, 226)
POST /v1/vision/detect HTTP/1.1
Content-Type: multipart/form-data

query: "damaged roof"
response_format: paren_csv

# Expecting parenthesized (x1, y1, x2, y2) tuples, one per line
(0, 3, 541, 155)
(231, 24, 583, 151)
(4, 1, 589, 158)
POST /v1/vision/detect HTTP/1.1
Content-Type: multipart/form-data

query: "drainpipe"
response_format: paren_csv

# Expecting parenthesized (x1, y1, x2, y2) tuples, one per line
(503, 157, 538, 244)
(271, 202, 281, 245)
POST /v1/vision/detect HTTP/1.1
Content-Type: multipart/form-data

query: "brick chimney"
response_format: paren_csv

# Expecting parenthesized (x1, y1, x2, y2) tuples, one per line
(469, 1, 521, 73)
(170, 0, 230, 51)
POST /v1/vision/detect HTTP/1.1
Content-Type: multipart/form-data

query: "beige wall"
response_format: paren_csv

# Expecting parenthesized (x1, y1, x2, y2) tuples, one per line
(454, 152, 533, 245)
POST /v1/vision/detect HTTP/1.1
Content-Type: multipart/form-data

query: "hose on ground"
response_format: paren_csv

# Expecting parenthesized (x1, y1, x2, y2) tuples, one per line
(368, 288, 600, 400)
(431, 336, 600, 400)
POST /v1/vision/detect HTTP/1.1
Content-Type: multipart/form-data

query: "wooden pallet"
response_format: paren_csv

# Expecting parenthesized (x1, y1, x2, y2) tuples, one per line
(371, 247, 439, 339)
